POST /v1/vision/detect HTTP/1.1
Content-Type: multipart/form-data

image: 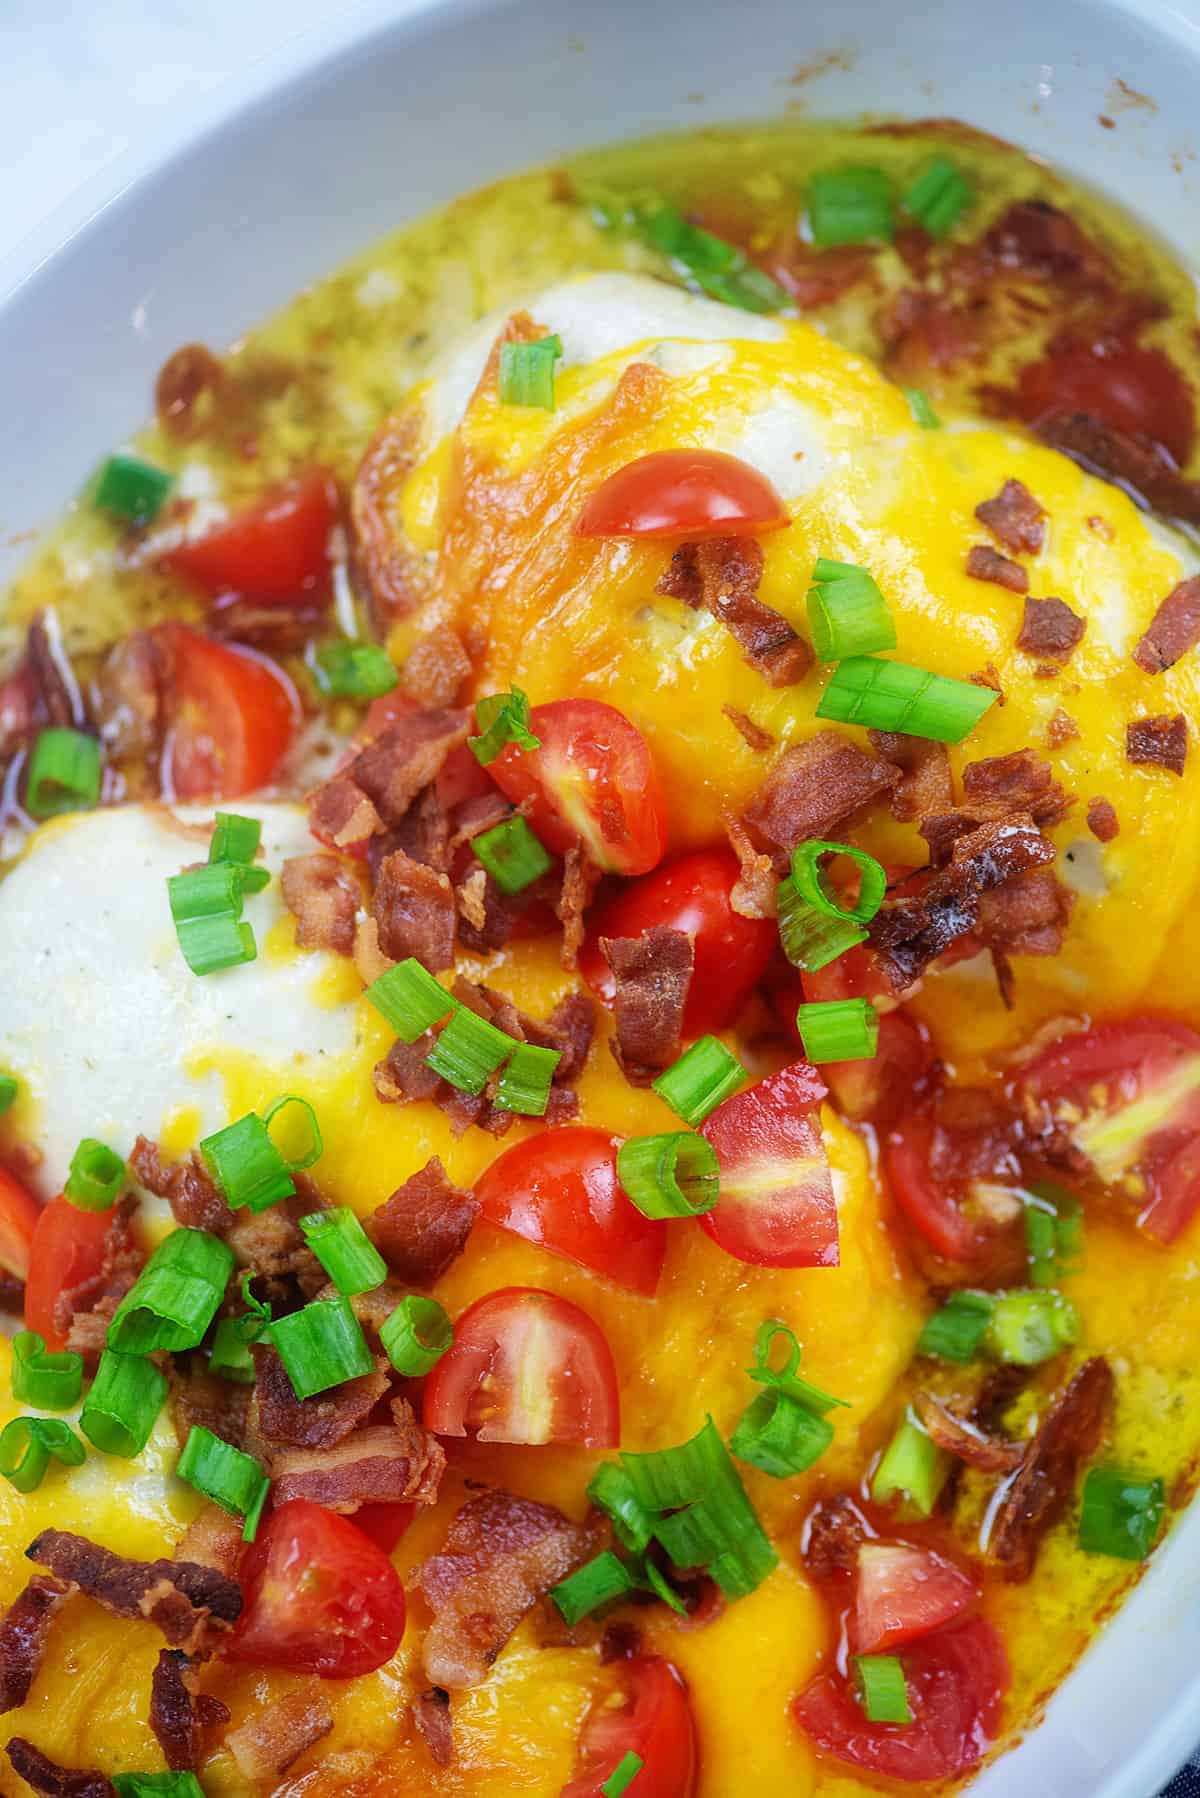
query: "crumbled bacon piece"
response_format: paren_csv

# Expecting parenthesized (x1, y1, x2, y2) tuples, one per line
(367, 1158, 478, 1286)
(1086, 797, 1120, 842)
(1046, 708, 1079, 746)
(0, 1576, 70, 1713)
(1016, 595, 1085, 663)
(400, 627, 472, 706)
(970, 663, 1006, 704)
(990, 1357, 1113, 1581)
(417, 1490, 591, 1689)
(601, 927, 693, 1084)
(1127, 713, 1188, 775)
(1133, 575, 1200, 674)
(802, 1494, 868, 1581)
(412, 1688, 454, 1767)
(656, 539, 812, 686)
(555, 847, 596, 970)
(53, 1196, 143, 1366)
(5, 1740, 113, 1798)
(226, 1683, 333, 1780)
(981, 200, 1110, 283)
(965, 544, 1029, 593)
(975, 478, 1046, 555)
(169, 1365, 250, 1454)
(723, 811, 777, 920)
(868, 730, 953, 824)
(174, 1505, 244, 1580)
(443, 791, 512, 861)
(744, 731, 899, 852)
(348, 709, 471, 826)
(269, 1397, 445, 1512)
(308, 773, 383, 852)
(150, 1650, 229, 1771)
(26, 614, 81, 728)
(155, 343, 227, 441)
(130, 1137, 230, 1234)
(961, 748, 1072, 828)
(94, 630, 166, 763)
(722, 705, 774, 752)
(1036, 411, 1200, 529)
(371, 848, 456, 969)
(912, 1391, 1023, 1474)
(251, 1344, 390, 1450)
(391, 783, 452, 872)
(281, 853, 359, 954)
(978, 866, 1074, 958)
(26, 1532, 241, 1655)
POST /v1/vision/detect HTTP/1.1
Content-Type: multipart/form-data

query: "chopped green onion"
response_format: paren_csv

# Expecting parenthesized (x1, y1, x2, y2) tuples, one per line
(24, 727, 102, 819)
(81, 1349, 168, 1456)
(112, 1773, 206, 1798)
(107, 1227, 234, 1355)
(166, 861, 256, 976)
(616, 1417, 778, 1598)
(550, 1549, 639, 1625)
(493, 1041, 562, 1116)
(11, 1332, 83, 1411)
(652, 1036, 746, 1126)
(791, 839, 887, 926)
(905, 387, 942, 430)
(314, 640, 399, 699)
(468, 687, 540, 765)
(807, 166, 893, 247)
(745, 1319, 848, 1411)
(498, 333, 563, 409)
(985, 1289, 1079, 1366)
(731, 1389, 834, 1477)
(588, 1462, 658, 1556)
(600, 1752, 645, 1798)
(854, 1654, 913, 1724)
(381, 1294, 454, 1377)
(795, 997, 879, 1063)
(0, 1073, 17, 1114)
(806, 559, 897, 662)
(776, 875, 867, 972)
(94, 452, 173, 526)
(64, 1137, 125, 1212)
(300, 1207, 387, 1296)
(871, 1411, 950, 1518)
(271, 1295, 374, 1400)
(426, 1005, 517, 1096)
(639, 1556, 688, 1616)
(209, 1317, 258, 1384)
(201, 1097, 321, 1215)
(902, 154, 972, 238)
(1078, 1465, 1165, 1561)
(0, 1416, 86, 1493)
(208, 811, 261, 867)
(473, 815, 554, 894)
(367, 958, 456, 1041)
(263, 1094, 323, 1171)
(616, 1132, 720, 1219)
(916, 1290, 994, 1363)
(1025, 1182, 1084, 1288)
(177, 1425, 270, 1539)
(635, 205, 788, 314)
(816, 655, 997, 743)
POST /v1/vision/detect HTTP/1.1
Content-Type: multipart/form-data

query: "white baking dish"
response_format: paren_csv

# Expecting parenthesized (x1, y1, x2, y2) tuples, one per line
(2, 0, 1199, 1788)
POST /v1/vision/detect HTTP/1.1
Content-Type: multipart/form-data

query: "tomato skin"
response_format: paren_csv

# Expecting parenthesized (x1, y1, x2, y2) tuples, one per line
(700, 1060, 838, 1268)
(576, 449, 789, 541)
(853, 1542, 979, 1654)
(562, 1656, 698, 1798)
(1017, 341, 1194, 467)
(883, 1113, 980, 1264)
(166, 471, 337, 601)
(227, 1499, 406, 1678)
(794, 1616, 1009, 1784)
(579, 850, 775, 1036)
(161, 622, 296, 800)
(424, 1286, 620, 1448)
(800, 953, 935, 1130)
(489, 699, 666, 876)
(474, 1129, 665, 1295)
(0, 1168, 41, 1286)
(23, 1195, 111, 1350)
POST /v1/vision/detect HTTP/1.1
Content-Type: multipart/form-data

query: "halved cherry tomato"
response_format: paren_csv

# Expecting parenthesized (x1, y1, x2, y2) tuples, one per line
(489, 698, 666, 876)
(166, 471, 336, 601)
(351, 1501, 416, 1556)
(23, 1194, 111, 1351)
(576, 449, 789, 541)
(1017, 341, 1194, 467)
(700, 1060, 838, 1267)
(1018, 1015, 1200, 1242)
(424, 1286, 619, 1448)
(474, 1128, 665, 1295)
(853, 1542, 979, 1655)
(563, 1656, 698, 1798)
(227, 1499, 406, 1678)
(883, 1105, 1023, 1269)
(0, 1167, 40, 1286)
(161, 621, 296, 800)
(794, 1616, 1009, 1784)
(580, 850, 775, 1037)
(801, 958, 935, 1131)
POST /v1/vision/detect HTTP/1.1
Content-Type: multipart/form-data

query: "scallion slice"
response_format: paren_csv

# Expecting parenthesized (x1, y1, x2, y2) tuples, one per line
(0, 1073, 17, 1114)
(271, 1295, 374, 1400)
(816, 655, 997, 743)
(902, 154, 972, 238)
(177, 1425, 270, 1540)
(468, 687, 540, 765)
(1025, 1181, 1084, 1288)
(209, 1278, 272, 1383)
(107, 1227, 235, 1355)
(366, 958, 456, 1041)
(652, 1036, 746, 1126)
(492, 1041, 562, 1116)
(314, 640, 399, 699)
(871, 1411, 950, 1517)
(24, 728, 102, 819)
(616, 1132, 720, 1220)
(636, 204, 788, 314)
(208, 811, 261, 867)
(64, 1137, 125, 1212)
(731, 1389, 834, 1477)
(112, 1772, 206, 1797)
(201, 1096, 321, 1214)
(806, 559, 897, 662)
(81, 1349, 168, 1457)
(791, 839, 887, 926)
(94, 452, 173, 526)
(473, 815, 554, 894)
(905, 387, 942, 430)
(854, 1653, 913, 1724)
(0, 1416, 86, 1493)
(167, 861, 256, 976)
(616, 1417, 778, 1598)
(795, 997, 879, 1063)
(550, 1549, 639, 1626)
(381, 1293, 454, 1377)
(588, 1462, 658, 1556)
(776, 874, 867, 973)
(1078, 1465, 1165, 1561)
(498, 333, 563, 409)
(916, 1290, 994, 1363)
(425, 1005, 517, 1096)
(746, 1319, 848, 1411)
(600, 1751, 646, 1798)
(985, 1289, 1079, 1365)
(299, 1207, 387, 1297)
(807, 166, 893, 247)
(11, 1332, 84, 1411)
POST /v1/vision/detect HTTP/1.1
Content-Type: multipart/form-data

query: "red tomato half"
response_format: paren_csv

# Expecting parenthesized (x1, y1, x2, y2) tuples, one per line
(576, 449, 789, 541)
(882, 1107, 1024, 1269)
(562, 1656, 698, 1798)
(853, 1542, 979, 1654)
(801, 954, 935, 1130)
(474, 1129, 665, 1295)
(351, 1502, 416, 1556)
(23, 1195, 111, 1351)
(700, 1060, 838, 1267)
(489, 698, 666, 876)
(227, 1499, 406, 1678)
(794, 1616, 1009, 1784)
(580, 850, 775, 1036)
(161, 622, 296, 800)
(0, 1168, 40, 1286)
(166, 471, 336, 601)
(424, 1286, 620, 1448)
(1018, 1016, 1200, 1242)
(1017, 342, 1194, 467)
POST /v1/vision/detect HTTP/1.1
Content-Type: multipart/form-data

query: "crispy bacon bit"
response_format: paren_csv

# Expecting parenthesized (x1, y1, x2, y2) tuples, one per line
(1036, 411, 1200, 530)
(150, 1650, 229, 1771)
(978, 866, 1074, 957)
(27, 614, 81, 728)
(0, 1577, 70, 1713)
(1133, 575, 1200, 674)
(1046, 708, 1080, 747)
(868, 730, 953, 824)
(989, 1357, 1113, 1581)
(555, 847, 596, 971)
(413, 1688, 454, 1767)
(456, 866, 555, 954)
(401, 627, 472, 706)
(226, 1682, 333, 1781)
(802, 1494, 868, 1581)
(5, 1740, 113, 1798)
(723, 811, 777, 920)
(455, 868, 488, 933)
(418, 1489, 591, 1689)
(170, 1364, 250, 1454)
(1127, 712, 1188, 775)
(349, 709, 471, 826)
(393, 783, 452, 872)
(131, 1136, 230, 1233)
(367, 1158, 478, 1285)
(251, 1344, 390, 1449)
(95, 630, 166, 764)
(981, 200, 1109, 282)
(0, 1272, 24, 1316)
(54, 1196, 144, 1366)
(26, 1532, 241, 1654)
(745, 731, 900, 853)
(371, 848, 456, 970)
(723, 705, 775, 753)
(600, 1621, 644, 1664)
(174, 1505, 244, 1580)
(975, 478, 1046, 555)
(657, 539, 812, 686)
(537, 991, 596, 1085)
(970, 663, 1006, 704)
(965, 544, 1029, 593)
(308, 773, 383, 852)
(1086, 797, 1120, 842)
(961, 749, 1072, 829)
(913, 1391, 1023, 1474)
(444, 791, 512, 861)
(601, 927, 694, 1085)
(353, 404, 431, 620)
(155, 344, 227, 441)
(281, 853, 359, 955)
(269, 1397, 445, 1512)
(1016, 595, 1085, 663)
